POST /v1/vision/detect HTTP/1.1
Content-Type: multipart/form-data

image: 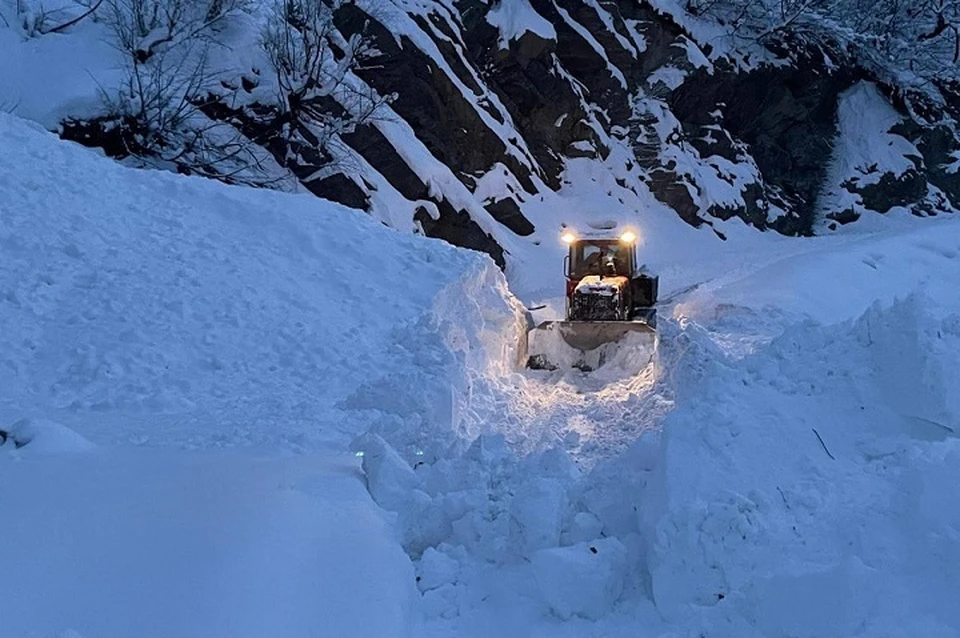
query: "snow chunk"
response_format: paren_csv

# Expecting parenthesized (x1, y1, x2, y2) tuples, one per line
(416, 547, 460, 592)
(531, 538, 628, 619)
(561, 511, 604, 545)
(352, 432, 422, 511)
(2, 418, 96, 454)
(508, 477, 568, 553)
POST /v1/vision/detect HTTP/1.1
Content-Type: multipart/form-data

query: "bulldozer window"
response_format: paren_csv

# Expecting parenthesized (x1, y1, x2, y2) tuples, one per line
(570, 242, 627, 278)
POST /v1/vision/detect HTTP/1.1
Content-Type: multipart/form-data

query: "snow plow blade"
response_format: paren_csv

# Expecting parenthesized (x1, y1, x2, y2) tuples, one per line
(524, 320, 656, 371)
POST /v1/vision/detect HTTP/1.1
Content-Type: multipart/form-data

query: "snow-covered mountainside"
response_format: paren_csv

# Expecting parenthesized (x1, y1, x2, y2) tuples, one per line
(3, 0, 959, 272)
(3, 98, 960, 638)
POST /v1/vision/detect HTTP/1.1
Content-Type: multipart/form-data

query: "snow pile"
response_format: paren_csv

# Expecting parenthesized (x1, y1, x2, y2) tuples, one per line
(352, 338, 667, 624)
(0, 417, 96, 454)
(648, 296, 960, 636)
(531, 538, 628, 620)
(354, 429, 649, 623)
(341, 256, 527, 460)
(0, 112, 517, 450)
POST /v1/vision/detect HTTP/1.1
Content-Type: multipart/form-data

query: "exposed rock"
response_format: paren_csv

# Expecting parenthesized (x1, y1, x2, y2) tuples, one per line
(307, 174, 370, 211)
(484, 197, 536, 236)
(649, 168, 700, 227)
(855, 169, 928, 215)
(335, 4, 538, 193)
(56, 0, 960, 264)
(415, 202, 506, 268)
(893, 121, 960, 209)
(532, 0, 631, 123)
(670, 52, 860, 235)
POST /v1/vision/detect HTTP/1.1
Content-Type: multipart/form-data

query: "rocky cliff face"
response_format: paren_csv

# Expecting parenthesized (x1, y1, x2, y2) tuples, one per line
(56, 0, 960, 266)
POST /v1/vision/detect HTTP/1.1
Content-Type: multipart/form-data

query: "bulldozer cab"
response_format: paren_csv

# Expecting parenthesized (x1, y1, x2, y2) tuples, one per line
(566, 239, 635, 279)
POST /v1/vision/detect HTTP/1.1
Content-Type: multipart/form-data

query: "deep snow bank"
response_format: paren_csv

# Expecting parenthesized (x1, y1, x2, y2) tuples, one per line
(0, 444, 415, 638)
(648, 296, 960, 636)
(0, 111, 528, 638)
(0, 113, 522, 450)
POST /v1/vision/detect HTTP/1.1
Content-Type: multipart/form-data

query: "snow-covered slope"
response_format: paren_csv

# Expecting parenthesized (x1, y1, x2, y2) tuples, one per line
(3, 96, 960, 638)
(0, 111, 521, 637)
(0, 113, 521, 450)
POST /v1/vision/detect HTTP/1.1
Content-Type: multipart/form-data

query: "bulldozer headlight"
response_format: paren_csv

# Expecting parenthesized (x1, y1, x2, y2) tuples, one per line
(561, 231, 577, 244)
(619, 230, 637, 244)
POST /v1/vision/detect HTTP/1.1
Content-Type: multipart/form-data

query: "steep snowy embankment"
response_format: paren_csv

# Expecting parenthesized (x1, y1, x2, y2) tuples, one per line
(0, 114, 522, 450)
(0, 112, 523, 638)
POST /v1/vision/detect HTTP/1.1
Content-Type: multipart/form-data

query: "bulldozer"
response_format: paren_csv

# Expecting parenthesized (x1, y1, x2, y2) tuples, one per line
(525, 221, 659, 371)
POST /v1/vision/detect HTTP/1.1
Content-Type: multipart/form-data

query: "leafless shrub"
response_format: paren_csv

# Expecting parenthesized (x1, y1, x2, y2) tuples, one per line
(260, 0, 394, 161)
(684, 0, 960, 88)
(101, 0, 250, 62)
(6, 0, 104, 36)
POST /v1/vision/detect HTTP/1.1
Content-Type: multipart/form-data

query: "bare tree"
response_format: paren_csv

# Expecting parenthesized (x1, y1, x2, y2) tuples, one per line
(683, 0, 960, 88)
(87, 0, 291, 185)
(101, 0, 250, 62)
(260, 0, 393, 161)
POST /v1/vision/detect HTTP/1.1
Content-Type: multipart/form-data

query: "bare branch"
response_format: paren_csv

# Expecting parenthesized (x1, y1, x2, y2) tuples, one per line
(40, 0, 103, 34)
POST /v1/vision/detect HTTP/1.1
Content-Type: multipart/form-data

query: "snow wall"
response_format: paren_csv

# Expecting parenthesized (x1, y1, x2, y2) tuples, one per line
(361, 291, 960, 635)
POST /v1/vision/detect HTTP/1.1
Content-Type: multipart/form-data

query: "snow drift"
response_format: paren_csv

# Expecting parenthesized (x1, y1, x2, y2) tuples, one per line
(0, 112, 523, 451)
(648, 295, 960, 637)
(0, 111, 524, 638)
